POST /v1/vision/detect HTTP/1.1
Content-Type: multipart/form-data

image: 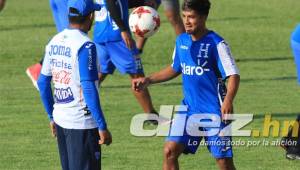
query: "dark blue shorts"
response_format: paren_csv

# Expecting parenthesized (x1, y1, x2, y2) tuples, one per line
(56, 124, 101, 170)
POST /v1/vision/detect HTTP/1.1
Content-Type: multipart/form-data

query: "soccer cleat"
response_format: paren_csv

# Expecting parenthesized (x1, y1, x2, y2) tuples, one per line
(285, 144, 300, 160)
(26, 63, 42, 90)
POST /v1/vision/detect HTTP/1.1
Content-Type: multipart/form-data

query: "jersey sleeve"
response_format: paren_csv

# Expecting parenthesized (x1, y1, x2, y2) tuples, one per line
(41, 45, 52, 76)
(78, 42, 99, 82)
(171, 45, 181, 73)
(215, 41, 239, 79)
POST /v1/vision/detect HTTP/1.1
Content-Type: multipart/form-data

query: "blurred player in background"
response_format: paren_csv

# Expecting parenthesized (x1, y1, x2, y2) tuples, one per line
(26, 0, 69, 89)
(93, 0, 159, 119)
(37, 0, 112, 169)
(281, 24, 300, 160)
(26, 0, 185, 89)
(0, 0, 5, 11)
(132, 0, 239, 169)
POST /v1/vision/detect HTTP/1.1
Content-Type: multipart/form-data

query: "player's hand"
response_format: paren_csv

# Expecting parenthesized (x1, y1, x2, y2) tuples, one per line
(221, 100, 233, 123)
(121, 31, 135, 50)
(132, 77, 150, 91)
(49, 121, 56, 138)
(98, 130, 112, 146)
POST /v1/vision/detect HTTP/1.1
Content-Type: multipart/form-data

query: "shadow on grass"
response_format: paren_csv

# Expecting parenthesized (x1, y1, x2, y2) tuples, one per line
(236, 57, 293, 63)
(241, 76, 297, 83)
(101, 82, 182, 89)
(0, 23, 55, 31)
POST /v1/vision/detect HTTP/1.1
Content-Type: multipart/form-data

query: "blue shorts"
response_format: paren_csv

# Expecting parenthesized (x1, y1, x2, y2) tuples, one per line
(166, 112, 233, 158)
(95, 41, 144, 75)
(56, 124, 101, 170)
(49, 0, 69, 32)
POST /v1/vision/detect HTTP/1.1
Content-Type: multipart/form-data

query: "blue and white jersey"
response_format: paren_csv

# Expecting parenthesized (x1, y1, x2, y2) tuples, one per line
(172, 31, 239, 114)
(93, 0, 129, 43)
(41, 29, 99, 129)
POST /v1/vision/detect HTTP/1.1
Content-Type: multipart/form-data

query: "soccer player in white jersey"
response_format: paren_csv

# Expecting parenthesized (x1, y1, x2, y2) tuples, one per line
(37, 0, 112, 169)
(132, 0, 239, 169)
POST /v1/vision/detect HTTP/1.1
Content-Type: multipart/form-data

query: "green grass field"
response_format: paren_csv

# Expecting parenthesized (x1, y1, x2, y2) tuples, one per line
(1, 0, 300, 169)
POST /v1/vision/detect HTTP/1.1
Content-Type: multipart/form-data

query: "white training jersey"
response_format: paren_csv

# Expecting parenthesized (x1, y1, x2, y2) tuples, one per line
(41, 29, 98, 129)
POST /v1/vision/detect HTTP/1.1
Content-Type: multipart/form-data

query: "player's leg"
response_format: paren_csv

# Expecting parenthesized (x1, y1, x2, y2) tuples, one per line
(53, 0, 69, 32)
(205, 122, 235, 170)
(55, 124, 70, 170)
(95, 42, 115, 83)
(215, 158, 235, 170)
(163, 141, 185, 170)
(164, 112, 201, 170)
(161, 0, 185, 35)
(66, 128, 101, 170)
(0, 0, 6, 12)
(105, 41, 158, 114)
(50, 0, 69, 32)
(129, 73, 157, 113)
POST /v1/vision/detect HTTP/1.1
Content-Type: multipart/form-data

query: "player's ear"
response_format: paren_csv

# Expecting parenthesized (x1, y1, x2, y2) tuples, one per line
(89, 12, 95, 21)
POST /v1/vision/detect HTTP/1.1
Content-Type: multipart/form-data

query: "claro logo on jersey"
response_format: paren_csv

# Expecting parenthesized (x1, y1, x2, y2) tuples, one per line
(181, 62, 210, 76)
(54, 87, 74, 104)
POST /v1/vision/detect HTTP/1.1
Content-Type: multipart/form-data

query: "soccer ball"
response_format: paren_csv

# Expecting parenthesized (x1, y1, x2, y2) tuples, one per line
(129, 6, 160, 38)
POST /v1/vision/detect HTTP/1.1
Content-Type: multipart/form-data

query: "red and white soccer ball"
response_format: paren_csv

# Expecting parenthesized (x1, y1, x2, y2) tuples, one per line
(129, 6, 160, 38)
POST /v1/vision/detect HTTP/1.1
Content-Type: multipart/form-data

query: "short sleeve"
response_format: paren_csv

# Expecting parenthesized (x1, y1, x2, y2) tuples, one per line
(171, 45, 181, 73)
(78, 42, 99, 82)
(215, 41, 239, 79)
(41, 45, 52, 76)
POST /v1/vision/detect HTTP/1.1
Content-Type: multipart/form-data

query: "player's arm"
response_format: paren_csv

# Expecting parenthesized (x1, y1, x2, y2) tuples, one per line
(37, 74, 54, 121)
(222, 74, 240, 116)
(133, 46, 181, 91)
(215, 41, 240, 120)
(106, 0, 134, 49)
(133, 65, 180, 91)
(37, 49, 56, 137)
(78, 42, 112, 145)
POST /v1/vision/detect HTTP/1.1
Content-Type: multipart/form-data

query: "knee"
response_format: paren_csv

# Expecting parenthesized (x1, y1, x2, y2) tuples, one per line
(163, 145, 178, 161)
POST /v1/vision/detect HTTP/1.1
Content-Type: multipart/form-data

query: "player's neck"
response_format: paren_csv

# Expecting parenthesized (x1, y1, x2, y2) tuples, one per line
(69, 24, 88, 33)
(191, 28, 209, 41)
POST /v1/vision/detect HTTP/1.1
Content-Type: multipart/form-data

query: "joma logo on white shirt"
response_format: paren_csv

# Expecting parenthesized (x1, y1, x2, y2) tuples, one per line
(181, 63, 210, 76)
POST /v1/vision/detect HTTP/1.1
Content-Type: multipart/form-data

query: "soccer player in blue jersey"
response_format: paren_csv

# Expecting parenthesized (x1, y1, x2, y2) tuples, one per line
(94, 0, 158, 118)
(132, 0, 239, 169)
(281, 24, 300, 160)
(37, 0, 112, 169)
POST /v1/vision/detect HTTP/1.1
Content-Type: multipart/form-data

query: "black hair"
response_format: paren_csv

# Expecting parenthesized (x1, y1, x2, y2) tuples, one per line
(68, 7, 89, 24)
(182, 0, 211, 16)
